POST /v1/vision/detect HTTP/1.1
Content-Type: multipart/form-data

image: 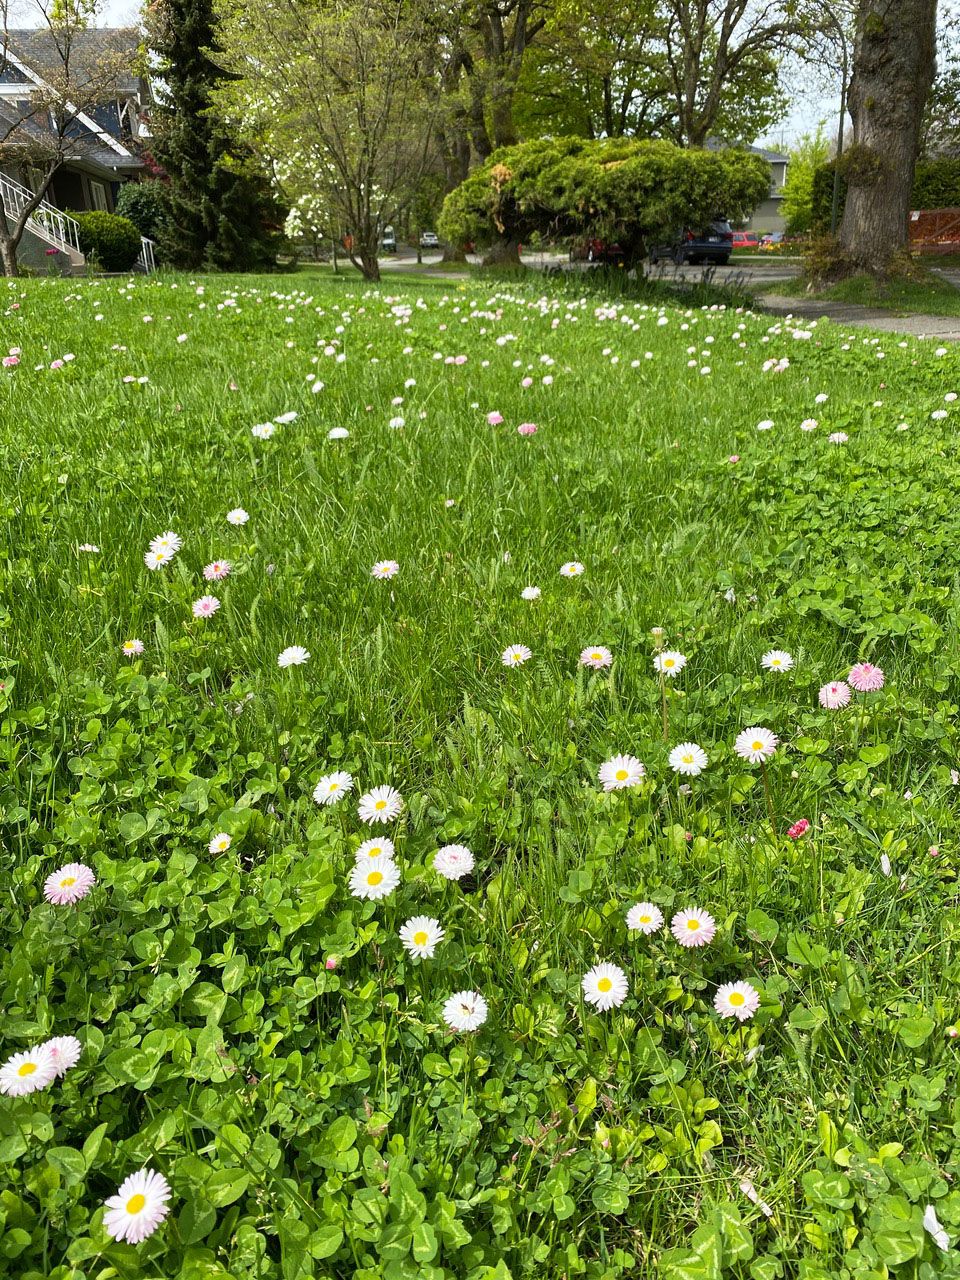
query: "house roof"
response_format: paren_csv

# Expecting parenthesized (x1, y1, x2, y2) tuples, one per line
(3, 28, 142, 97)
(705, 138, 789, 164)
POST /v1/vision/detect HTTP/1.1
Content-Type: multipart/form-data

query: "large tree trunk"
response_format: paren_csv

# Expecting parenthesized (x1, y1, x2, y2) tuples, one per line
(442, 244, 468, 264)
(481, 237, 521, 267)
(838, 0, 937, 275)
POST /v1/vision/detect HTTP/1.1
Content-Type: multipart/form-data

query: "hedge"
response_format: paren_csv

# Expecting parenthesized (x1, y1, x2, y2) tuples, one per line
(811, 156, 960, 233)
(71, 211, 143, 272)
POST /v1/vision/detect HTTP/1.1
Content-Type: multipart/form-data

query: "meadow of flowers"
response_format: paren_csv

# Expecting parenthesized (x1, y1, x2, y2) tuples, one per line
(3, 272, 960, 1278)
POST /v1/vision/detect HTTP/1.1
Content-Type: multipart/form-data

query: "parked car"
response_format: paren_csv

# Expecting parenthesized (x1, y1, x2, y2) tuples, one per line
(569, 238, 625, 265)
(648, 220, 733, 266)
(419, 230, 440, 249)
(381, 225, 396, 253)
(732, 231, 760, 250)
(759, 231, 785, 251)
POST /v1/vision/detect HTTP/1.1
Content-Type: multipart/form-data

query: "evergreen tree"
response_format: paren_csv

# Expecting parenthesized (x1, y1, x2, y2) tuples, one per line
(148, 0, 282, 271)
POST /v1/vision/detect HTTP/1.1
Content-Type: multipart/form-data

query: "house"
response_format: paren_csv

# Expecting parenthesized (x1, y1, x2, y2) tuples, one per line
(705, 140, 789, 234)
(738, 145, 789, 233)
(0, 27, 153, 270)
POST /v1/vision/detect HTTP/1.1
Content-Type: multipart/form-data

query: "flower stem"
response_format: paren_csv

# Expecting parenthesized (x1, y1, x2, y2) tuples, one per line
(760, 760, 777, 837)
(660, 673, 669, 741)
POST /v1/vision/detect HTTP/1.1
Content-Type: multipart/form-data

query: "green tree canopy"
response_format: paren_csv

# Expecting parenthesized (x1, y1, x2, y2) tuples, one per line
(438, 135, 770, 265)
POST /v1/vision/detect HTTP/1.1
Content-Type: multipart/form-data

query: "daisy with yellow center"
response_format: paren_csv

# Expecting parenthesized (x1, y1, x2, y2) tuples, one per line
(597, 754, 645, 791)
(313, 771, 354, 806)
(348, 855, 400, 901)
(103, 1169, 172, 1244)
(582, 963, 629, 1011)
(399, 916, 444, 958)
(0, 1045, 57, 1096)
(670, 907, 716, 948)
(714, 981, 760, 1022)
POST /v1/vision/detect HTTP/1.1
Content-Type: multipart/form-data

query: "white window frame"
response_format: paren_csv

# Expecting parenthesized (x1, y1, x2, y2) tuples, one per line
(89, 179, 109, 211)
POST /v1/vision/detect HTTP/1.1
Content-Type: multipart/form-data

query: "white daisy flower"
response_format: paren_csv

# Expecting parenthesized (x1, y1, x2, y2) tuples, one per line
(328, 427, 349, 439)
(581, 963, 629, 1011)
(734, 727, 778, 763)
(251, 422, 275, 439)
(45, 1035, 82, 1077)
(626, 902, 663, 935)
(371, 560, 399, 580)
(208, 832, 231, 854)
(355, 836, 395, 861)
(400, 916, 444, 958)
(226, 508, 249, 525)
(144, 547, 173, 570)
(761, 649, 794, 673)
(520, 586, 541, 600)
(668, 742, 708, 776)
(580, 646, 612, 669)
(103, 1169, 172, 1244)
(654, 651, 686, 676)
(0, 1044, 57, 1096)
(357, 785, 404, 824)
(559, 561, 585, 577)
(348, 855, 401, 901)
(278, 645, 310, 668)
(433, 844, 474, 880)
(597, 754, 645, 791)
(501, 644, 532, 667)
(442, 990, 488, 1032)
(313, 771, 353, 806)
(714, 981, 760, 1022)
(671, 907, 716, 947)
(149, 531, 181, 556)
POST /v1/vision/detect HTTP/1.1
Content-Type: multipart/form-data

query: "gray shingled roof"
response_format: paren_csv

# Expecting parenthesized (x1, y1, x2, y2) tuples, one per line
(4, 28, 142, 97)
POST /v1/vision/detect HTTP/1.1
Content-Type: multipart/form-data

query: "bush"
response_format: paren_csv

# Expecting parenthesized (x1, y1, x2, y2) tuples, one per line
(439, 136, 770, 267)
(71, 211, 143, 272)
(114, 182, 168, 242)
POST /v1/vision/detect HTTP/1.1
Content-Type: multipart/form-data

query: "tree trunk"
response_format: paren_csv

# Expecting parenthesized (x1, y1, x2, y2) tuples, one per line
(481, 238, 521, 267)
(838, 0, 937, 275)
(442, 244, 468, 263)
(350, 251, 380, 282)
(0, 236, 19, 278)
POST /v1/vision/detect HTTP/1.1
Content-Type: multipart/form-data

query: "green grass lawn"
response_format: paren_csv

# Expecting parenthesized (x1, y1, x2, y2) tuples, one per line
(4, 274, 960, 1278)
(765, 268, 960, 318)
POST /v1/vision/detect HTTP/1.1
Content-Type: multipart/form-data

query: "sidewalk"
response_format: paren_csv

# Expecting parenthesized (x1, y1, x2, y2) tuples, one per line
(761, 292, 960, 340)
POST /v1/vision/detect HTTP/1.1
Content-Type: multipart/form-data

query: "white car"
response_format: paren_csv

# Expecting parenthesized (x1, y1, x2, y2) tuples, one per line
(419, 230, 440, 249)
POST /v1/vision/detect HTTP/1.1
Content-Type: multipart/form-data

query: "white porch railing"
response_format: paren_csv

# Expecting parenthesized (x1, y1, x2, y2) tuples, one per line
(136, 236, 156, 273)
(0, 171, 81, 256)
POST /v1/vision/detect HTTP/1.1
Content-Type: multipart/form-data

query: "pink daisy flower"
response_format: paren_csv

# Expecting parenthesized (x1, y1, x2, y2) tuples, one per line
(203, 560, 232, 581)
(45, 1035, 82, 1077)
(848, 662, 884, 692)
(43, 863, 96, 905)
(192, 596, 220, 619)
(818, 680, 851, 709)
(517, 422, 538, 436)
(487, 411, 503, 425)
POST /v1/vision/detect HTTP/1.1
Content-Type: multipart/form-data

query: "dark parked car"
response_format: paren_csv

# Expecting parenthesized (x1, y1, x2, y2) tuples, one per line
(649, 220, 734, 266)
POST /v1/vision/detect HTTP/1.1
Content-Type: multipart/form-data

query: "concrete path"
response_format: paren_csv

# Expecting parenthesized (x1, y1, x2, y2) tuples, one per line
(760, 293, 960, 340)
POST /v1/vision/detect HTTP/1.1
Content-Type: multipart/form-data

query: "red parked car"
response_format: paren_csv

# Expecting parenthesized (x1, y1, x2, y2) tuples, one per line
(569, 238, 626, 265)
(732, 231, 760, 250)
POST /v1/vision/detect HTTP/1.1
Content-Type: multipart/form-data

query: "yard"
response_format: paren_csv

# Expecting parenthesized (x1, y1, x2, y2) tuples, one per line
(3, 272, 960, 1278)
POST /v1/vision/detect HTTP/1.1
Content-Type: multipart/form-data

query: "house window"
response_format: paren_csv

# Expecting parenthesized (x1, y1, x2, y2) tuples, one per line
(89, 180, 109, 211)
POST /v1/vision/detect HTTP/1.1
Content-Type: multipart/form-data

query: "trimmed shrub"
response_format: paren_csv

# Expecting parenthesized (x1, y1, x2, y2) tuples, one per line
(71, 211, 143, 272)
